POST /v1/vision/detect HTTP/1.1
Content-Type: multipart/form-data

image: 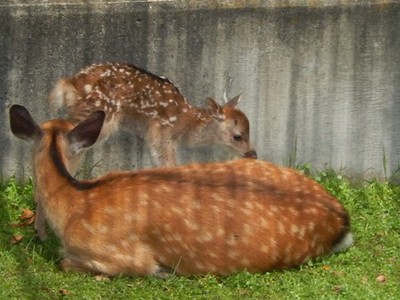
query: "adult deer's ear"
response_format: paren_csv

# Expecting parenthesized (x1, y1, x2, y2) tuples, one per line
(67, 111, 105, 155)
(9, 105, 43, 142)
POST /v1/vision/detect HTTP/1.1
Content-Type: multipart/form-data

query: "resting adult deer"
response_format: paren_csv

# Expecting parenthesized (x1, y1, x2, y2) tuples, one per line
(9, 105, 352, 277)
(49, 62, 257, 167)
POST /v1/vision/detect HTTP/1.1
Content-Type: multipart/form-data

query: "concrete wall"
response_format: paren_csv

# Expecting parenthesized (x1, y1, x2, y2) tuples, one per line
(1, 0, 400, 180)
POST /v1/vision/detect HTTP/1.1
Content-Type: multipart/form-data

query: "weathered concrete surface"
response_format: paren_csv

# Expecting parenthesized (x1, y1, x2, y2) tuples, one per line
(1, 0, 400, 180)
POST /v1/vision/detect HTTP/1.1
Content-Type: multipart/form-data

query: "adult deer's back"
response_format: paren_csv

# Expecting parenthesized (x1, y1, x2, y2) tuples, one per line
(49, 63, 257, 166)
(9, 105, 352, 277)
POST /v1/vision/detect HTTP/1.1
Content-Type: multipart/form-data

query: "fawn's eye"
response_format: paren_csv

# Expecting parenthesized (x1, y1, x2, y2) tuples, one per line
(233, 134, 242, 142)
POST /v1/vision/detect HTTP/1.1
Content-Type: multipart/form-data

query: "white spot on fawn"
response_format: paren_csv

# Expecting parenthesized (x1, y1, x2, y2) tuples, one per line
(101, 70, 111, 77)
(84, 84, 92, 93)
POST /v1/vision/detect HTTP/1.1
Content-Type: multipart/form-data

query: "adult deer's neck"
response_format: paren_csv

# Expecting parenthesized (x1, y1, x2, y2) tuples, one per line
(33, 131, 86, 236)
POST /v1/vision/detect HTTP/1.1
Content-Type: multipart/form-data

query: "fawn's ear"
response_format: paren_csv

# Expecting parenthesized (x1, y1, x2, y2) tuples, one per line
(225, 94, 242, 108)
(9, 105, 43, 142)
(67, 111, 105, 155)
(205, 97, 225, 121)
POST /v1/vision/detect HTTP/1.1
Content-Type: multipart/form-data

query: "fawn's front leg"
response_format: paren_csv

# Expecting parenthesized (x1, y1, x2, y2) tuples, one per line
(146, 122, 177, 167)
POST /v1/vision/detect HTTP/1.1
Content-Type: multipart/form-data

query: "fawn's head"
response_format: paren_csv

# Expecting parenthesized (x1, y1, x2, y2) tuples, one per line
(205, 95, 257, 159)
(9, 105, 105, 175)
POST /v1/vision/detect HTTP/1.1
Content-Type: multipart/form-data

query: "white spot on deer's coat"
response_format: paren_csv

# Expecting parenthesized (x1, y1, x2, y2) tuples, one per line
(163, 223, 172, 232)
(196, 232, 213, 243)
(172, 233, 183, 242)
(306, 207, 319, 215)
(260, 244, 269, 253)
(260, 217, 268, 227)
(243, 224, 252, 236)
(289, 207, 300, 217)
(101, 70, 111, 77)
(82, 220, 94, 233)
(160, 119, 174, 127)
(105, 244, 117, 252)
(241, 207, 252, 216)
(171, 206, 185, 216)
(290, 224, 299, 235)
(271, 206, 279, 214)
(267, 210, 274, 218)
(97, 225, 108, 234)
(84, 84, 92, 93)
(184, 219, 199, 231)
(278, 221, 285, 234)
(227, 235, 238, 246)
(298, 226, 306, 239)
(244, 202, 254, 210)
(226, 210, 234, 218)
(128, 234, 140, 241)
(104, 206, 116, 215)
(255, 202, 264, 211)
(227, 249, 240, 259)
(169, 116, 177, 123)
(308, 222, 316, 231)
(216, 227, 225, 237)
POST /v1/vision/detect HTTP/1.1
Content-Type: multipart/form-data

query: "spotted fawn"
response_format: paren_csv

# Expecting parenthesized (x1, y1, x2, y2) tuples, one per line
(49, 63, 257, 167)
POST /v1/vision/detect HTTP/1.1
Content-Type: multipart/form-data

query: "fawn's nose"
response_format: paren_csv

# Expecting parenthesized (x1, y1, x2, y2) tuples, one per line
(243, 150, 257, 159)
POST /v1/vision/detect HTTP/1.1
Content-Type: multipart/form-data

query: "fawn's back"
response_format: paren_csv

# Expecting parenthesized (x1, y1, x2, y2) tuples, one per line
(52, 63, 191, 130)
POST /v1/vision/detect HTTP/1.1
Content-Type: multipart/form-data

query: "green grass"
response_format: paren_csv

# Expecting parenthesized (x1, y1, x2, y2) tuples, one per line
(1, 172, 399, 299)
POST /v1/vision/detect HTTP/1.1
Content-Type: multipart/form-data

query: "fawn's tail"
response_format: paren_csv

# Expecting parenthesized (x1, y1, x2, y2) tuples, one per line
(48, 78, 78, 111)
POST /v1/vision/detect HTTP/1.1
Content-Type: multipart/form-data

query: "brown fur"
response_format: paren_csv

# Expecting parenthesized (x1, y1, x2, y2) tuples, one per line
(49, 62, 257, 167)
(9, 105, 352, 277)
